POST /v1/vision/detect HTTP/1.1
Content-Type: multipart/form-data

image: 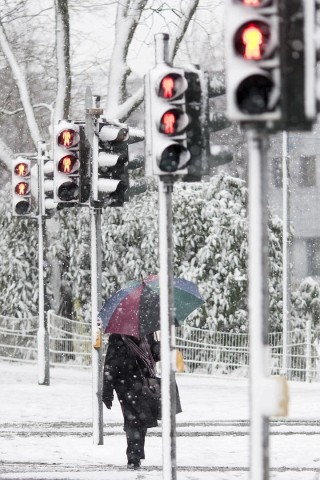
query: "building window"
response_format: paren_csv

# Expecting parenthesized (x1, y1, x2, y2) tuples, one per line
(306, 238, 320, 276)
(299, 155, 316, 187)
(272, 157, 282, 188)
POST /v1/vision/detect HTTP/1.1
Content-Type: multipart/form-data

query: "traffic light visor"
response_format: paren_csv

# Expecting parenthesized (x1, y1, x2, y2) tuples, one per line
(58, 155, 79, 174)
(57, 181, 79, 202)
(236, 74, 274, 114)
(235, 22, 270, 60)
(159, 144, 190, 172)
(57, 129, 78, 147)
(15, 200, 31, 215)
(15, 162, 29, 177)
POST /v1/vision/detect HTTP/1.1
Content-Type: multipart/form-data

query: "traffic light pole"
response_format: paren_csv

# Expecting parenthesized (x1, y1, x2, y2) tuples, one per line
(247, 128, 270, 480)
(281, 131, 291, 379)
(90, 205, 104, 445)
(158, 178, 177, 480)
(37, 144, 50, 385)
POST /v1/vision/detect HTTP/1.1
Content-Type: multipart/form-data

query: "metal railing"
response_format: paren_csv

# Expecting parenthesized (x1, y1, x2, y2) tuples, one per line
(0, 312, 319, 381)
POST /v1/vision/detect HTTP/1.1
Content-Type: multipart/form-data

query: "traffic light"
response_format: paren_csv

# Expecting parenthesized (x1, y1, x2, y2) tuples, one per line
(278, 0, 316, 131)
(225, 0, 282, 123)
(38, 141, 56, 217)
(12, 157, 32, 216)
(53, 121, 80, 205)
(183, 68, 210, 182)
(145, 65, 190, 176)
(91, 120, 129, 207)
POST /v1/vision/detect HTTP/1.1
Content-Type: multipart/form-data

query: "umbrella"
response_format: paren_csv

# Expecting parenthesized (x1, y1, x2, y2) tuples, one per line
(98, 274, 204, 337)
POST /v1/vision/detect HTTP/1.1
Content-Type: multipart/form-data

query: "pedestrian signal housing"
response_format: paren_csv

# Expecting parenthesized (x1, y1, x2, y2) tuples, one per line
(53, 121, 80, 204)
(12, 157, 32, 216)
(225, 0, 281, 122)
(145, 65, 190, 176)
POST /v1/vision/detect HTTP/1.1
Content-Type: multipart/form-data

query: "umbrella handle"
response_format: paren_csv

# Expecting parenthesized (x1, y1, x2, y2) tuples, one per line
(140, 273, 145, 284)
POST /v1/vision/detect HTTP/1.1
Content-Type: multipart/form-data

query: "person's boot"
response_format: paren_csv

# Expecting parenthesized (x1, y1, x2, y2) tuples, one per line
(127, 460, 141, 470)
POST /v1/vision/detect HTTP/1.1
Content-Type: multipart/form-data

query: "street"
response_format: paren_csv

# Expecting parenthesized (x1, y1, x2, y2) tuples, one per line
(0, 361, 319, 480)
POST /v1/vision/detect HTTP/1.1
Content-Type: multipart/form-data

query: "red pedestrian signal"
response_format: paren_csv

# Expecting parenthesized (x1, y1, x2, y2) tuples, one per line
(15, 162, 29, 177)
(239, 0, 271, 6)
(58, 129, 76, 148)
(159, 75, 175, 98)
(236, 22, 270, 60)
(15, 182, 29, 196)
(58, 155, 78, 174)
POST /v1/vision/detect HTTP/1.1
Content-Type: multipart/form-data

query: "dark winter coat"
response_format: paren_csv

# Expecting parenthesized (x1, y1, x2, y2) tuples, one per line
(102, 334, 161, 431)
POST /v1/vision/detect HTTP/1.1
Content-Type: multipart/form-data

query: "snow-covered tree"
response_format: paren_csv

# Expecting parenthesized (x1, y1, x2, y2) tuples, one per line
(291, 277, 320, 331)
(49, 172, 283, 333)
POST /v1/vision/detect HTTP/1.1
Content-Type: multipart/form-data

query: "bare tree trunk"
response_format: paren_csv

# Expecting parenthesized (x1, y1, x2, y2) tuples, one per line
(54, 0, 71, 123)
(107, 0, 199, 121)
(0, 20, 41, 147)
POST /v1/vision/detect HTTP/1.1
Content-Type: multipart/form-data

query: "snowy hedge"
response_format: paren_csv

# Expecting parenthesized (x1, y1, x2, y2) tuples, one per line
(51, 173, 283, 332)
(0, 172, 292, 332)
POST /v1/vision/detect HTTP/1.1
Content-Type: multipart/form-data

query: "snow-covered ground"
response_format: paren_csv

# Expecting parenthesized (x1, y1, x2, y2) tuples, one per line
(0, 360, 319, 480)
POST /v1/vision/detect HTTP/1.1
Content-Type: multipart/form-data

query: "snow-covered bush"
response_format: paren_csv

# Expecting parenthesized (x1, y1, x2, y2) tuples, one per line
(0, 172, 284, 330)
(52, 172, 283, 332)
(291, 277, 320, 331)
(0, 183, 38, 317)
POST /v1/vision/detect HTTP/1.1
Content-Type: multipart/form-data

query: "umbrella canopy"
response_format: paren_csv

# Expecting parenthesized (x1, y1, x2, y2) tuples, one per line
(99, 274, 204, 337)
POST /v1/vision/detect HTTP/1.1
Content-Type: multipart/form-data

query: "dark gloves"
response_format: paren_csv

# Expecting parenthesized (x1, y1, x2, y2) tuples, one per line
(151, 341, 161, 362)
(103, 398, 112, 409)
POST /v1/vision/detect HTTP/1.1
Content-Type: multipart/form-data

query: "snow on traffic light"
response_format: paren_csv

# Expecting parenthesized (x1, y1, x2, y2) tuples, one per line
(225, 0, 281, 122)
(91, 120, 129, 207)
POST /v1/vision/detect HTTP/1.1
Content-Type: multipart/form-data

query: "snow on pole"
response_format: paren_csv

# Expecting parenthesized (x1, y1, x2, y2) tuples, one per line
(37, 143, 50, 386)
(247, 129, 270, 480)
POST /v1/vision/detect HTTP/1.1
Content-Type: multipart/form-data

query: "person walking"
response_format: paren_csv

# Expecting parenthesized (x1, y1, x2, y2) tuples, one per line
(102, 333, 161, 469)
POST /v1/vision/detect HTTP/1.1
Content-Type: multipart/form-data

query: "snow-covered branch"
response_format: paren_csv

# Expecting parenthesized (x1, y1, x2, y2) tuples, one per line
(0, 138, 14, 170)
(0, 103, 54, 116)
(0, 20, 41, 146)
(169, 0, 200, 62)
(106, 0, 148, 118)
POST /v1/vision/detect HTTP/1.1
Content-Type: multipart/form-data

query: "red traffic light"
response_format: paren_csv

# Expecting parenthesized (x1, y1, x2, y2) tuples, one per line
(239, 0, 272, 5)
(161, 111, 177, 134)
(58, 129, 76, 148)
(160, 75, 175, 99)
(15, 162, 29, 177)
(15, 181, 29, 196)
(235, 21, 270, 60)
(158, 73, 187, 100)
(242, 0, 260, 5)
(58, 155, 78, 174)
(160, 109, 188, 135)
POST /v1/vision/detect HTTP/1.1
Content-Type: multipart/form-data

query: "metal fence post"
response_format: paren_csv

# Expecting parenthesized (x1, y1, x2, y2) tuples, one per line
(306, 314, 312, 383)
